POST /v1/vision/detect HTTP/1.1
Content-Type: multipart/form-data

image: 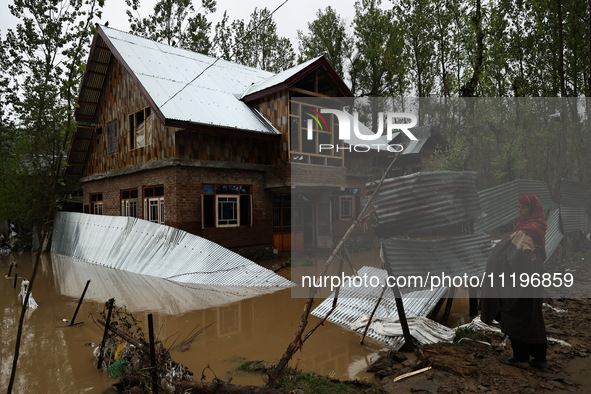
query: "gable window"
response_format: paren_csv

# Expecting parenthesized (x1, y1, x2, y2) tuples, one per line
(90, 193, 103, 215)
(129, 107, 152, 149)
(143, 185, 164, 224)
(202, 184, 252, 228)
(106, 120, 118, 155)
(121, 188, 139, 217)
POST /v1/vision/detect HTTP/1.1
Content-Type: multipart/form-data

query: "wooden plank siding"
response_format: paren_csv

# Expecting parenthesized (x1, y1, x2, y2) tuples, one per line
(86, 58, 177, 177)
(252, 91, 290, 163)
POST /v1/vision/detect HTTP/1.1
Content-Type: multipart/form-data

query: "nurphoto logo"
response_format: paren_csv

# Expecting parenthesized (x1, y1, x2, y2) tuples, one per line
(306, 109, 418, 153)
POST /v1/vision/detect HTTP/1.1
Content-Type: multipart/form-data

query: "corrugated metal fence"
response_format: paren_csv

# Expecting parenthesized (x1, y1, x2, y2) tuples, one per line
(51, 212, 293, 288)
(312, 173, 589, 346)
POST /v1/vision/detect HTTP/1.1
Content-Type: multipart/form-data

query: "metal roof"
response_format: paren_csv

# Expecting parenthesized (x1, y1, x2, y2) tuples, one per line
(311, 266, 448, 349)
(51, 212, 293, 288)
(99, 26, 279, 135)
(367, 171, 481, 236)
(241, 56, 322, 99)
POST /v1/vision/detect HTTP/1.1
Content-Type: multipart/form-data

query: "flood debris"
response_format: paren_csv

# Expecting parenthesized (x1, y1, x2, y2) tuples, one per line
(17, 279, 38, 309)
(93, 302, 292, 393)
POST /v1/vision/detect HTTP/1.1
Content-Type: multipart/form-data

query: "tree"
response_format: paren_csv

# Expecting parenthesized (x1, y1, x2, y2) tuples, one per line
(213, 7, 295, 73)
(297, 6, 353, 79)
(0, 0, 103, 233)
(126, 0, 216, 54)
(351, 0, 407, 96)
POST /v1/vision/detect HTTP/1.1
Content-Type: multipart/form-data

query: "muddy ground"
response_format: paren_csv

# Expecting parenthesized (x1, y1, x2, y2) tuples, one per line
(369, 252, 591, 394)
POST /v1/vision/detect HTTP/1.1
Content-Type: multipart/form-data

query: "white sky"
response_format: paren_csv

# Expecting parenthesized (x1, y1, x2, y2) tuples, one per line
(0, 0, 388, 50)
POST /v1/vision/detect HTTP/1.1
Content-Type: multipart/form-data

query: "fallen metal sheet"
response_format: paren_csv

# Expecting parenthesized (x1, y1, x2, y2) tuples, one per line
(559, 179, 590, 233)
(51, 212, 293, 288)
(311, 266, 448, 349)
(367, 171, 481, 236)
(349, 316, 455, 346)
(51, 254, 281, 315)
(381, 233, 491, 292)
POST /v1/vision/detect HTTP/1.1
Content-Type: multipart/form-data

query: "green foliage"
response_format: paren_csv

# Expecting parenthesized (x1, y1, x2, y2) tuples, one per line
(126, 0, 216, 54)
(0, 0, 103, 232)
(297, 6, 353, 79)
(212, 8, 295, 73)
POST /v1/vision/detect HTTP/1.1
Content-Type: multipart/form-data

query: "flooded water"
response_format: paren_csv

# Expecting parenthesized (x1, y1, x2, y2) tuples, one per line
(1, 252, 386, 393)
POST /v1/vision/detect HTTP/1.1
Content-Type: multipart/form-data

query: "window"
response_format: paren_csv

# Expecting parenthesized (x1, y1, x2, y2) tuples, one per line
(202, 184, 252, 228)
(333, 189, 360, 220)
(94, 126, 104, 159)
(339, 196, 354, 219)
(143, 186, 164, 224)
(129, 107, 152, 149)
(121, 188, 139, 217)
(289, 100, 343, 167)
(90, 193, 103, 215)
(106, 120, 118, 155)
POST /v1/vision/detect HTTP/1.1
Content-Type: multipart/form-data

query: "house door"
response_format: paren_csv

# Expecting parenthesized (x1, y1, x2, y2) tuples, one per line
(273, 194, 303, 253)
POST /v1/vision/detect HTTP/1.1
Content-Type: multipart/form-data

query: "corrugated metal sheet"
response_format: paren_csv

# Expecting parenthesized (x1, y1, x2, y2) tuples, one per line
(100, 26, 280, 135)
(367, 171, 481, 235)
(545, 208, 563, 260)
(559, 179, 590, 233)
(475, 179, 557, 233)
(51, 254, 279, 315)
(51, 212, 293, 288)
(381, 233, 491, 292)
(311, 266, 448, 349)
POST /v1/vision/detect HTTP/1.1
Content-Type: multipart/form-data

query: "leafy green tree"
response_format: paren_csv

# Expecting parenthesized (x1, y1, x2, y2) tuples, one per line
(297, 6, 353, 79)
(213, 7, 295, 73)
(393, 0, 436, 97)
(351, 0, 407, 96)
(126, 0, 216, 54)
(0, 0, 103, 232)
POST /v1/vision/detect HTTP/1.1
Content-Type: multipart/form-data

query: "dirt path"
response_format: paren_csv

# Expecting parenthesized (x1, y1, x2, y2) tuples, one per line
(370, 253, 591, 393)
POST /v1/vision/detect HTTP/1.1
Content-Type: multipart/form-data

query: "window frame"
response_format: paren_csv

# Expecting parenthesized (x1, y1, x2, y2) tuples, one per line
(143, 185, 164, 224)
(202, 184, 252, 229)
(121, 188, 139, 217)
(129, 107, 152, 150)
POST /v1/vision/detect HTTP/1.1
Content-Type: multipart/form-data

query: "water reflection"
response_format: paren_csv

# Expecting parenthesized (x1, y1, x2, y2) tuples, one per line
(51, 254, 282, 315)
(1, 252, 384, 392)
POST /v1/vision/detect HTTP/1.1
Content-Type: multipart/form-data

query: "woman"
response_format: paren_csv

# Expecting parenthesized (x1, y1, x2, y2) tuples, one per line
(481, 194, 548, 369)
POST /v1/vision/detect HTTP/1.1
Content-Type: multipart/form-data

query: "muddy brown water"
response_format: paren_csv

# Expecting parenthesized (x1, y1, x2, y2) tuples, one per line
(1, 252, 387, 393)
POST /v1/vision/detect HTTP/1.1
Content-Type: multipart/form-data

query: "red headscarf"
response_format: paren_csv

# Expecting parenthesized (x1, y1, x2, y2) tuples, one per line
(513, 194, 547, 259)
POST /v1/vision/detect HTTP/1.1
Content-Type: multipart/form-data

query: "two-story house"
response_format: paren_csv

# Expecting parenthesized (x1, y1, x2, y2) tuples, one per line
(66, 25, 391, 257)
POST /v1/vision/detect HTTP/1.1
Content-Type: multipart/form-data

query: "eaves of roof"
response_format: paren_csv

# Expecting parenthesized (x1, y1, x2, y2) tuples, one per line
(240, 56, 354, 102)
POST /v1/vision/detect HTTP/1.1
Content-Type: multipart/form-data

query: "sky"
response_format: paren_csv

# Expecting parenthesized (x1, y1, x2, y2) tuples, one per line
(0, 0, 386, 50)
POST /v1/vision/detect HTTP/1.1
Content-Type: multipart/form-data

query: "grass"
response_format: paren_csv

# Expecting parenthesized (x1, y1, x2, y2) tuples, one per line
(235, 361, 378, 393)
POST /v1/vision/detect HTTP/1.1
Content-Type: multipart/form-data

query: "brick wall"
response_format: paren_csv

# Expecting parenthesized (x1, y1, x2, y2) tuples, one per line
(82, 166, 273, 250)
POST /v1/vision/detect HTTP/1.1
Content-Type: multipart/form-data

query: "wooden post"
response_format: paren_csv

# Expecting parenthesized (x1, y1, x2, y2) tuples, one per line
(13, 273, 18, 288)
(360, 283, 388, 345)
(381, 252, 414, 351)
(70, 280, 91, 326)
(7, 262, 14, 277)
(468, 286, 478, 316)
(440, 287, 456, 325)
(148, 314, 158, 393)
(97, 298, 115, 369)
